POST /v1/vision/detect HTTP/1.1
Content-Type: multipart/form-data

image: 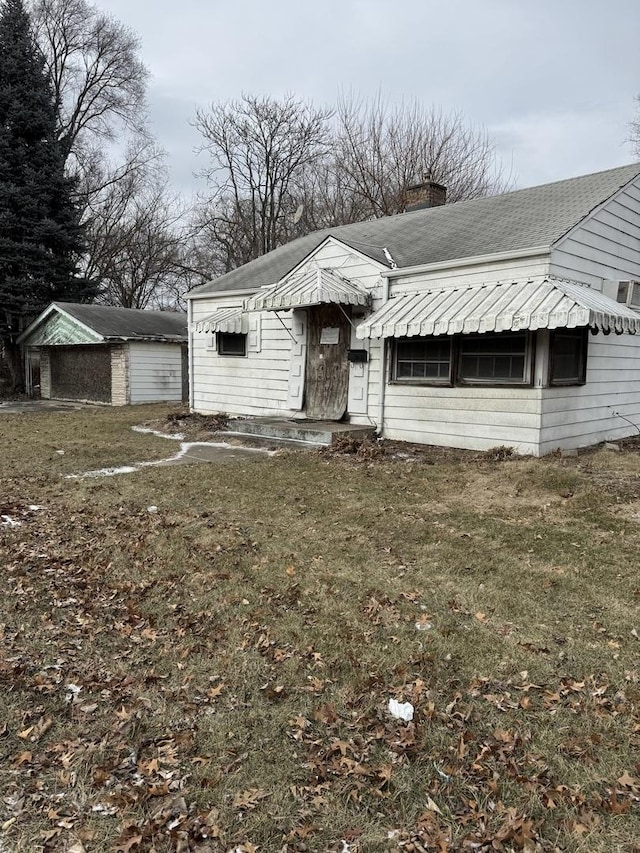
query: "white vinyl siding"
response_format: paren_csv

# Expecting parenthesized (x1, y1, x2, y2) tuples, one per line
(389, 255, 550, 296)
(539, 175, 640, 451)
(382, 383, 542, 455)
(539, 335, 640, 454)
(128, 342, 183, 403)
(191, 298, 293, 417)
(306, 240, 386, 295)
(188, 191, 640, 455)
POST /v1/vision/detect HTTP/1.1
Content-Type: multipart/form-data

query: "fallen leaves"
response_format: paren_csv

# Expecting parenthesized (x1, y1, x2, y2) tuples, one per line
(2, 420, 640, 851)
(232, 788, 269, 810)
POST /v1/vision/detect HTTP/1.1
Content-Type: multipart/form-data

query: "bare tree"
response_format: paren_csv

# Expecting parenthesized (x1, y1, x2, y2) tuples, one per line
(30, 0, 148, 165)
(193, 93, 511, 274)
(194, 93, 333, 270)
(86, 155, 190, 310)
(331, 95, 511, 219)
(26, 0, 192, 311)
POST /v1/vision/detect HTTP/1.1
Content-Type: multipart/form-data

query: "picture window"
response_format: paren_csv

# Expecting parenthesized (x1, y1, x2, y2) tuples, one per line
(392, 332, 533, 386)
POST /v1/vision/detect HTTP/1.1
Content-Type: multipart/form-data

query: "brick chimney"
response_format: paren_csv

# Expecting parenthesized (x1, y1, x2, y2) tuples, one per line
(404, 176, 447, 212)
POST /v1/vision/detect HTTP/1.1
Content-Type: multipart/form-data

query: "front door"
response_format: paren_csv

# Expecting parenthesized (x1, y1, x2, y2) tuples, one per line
(305, 304, 351, 420)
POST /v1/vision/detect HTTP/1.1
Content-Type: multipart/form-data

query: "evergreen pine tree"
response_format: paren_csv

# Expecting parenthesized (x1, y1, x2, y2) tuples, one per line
(0, 0, 92, 390)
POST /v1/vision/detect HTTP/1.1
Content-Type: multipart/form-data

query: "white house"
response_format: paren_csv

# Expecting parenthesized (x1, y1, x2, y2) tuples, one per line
(18, 302, 188, 405)
(187, 163, 640, 456)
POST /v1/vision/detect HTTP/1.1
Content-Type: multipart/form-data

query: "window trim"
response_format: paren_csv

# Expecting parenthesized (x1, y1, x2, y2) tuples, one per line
(217, 332, 247, 357)
(548, 326, 588, 386)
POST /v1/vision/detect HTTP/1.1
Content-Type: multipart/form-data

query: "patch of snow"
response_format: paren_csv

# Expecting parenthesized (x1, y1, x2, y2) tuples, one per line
(66, 465, 138, 479)
(132, 425, 185, 441)
(65, 430, 275, 479)
(1, 515, 21, 527)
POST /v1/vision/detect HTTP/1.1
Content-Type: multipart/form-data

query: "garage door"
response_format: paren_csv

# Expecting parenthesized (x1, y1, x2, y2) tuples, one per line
(50, 345, 112, 403)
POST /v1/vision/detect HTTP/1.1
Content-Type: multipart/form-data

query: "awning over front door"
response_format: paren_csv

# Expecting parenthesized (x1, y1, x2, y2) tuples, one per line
(355, 278, 640, 339)
(245, 267, 371, 311)
(195, 307, 248, 334)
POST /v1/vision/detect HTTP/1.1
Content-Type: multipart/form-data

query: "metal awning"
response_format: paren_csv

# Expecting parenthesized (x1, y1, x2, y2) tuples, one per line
(355, 278, 640, 339)
(245, 267, 371, 311)
(195, 307, 247, 334)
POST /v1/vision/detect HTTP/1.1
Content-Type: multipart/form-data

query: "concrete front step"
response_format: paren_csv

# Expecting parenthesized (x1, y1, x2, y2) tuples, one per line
(223, 417, 377, 448)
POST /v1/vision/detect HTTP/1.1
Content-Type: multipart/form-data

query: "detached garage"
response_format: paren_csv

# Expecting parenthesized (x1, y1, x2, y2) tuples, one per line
(17, 303, 188, 405)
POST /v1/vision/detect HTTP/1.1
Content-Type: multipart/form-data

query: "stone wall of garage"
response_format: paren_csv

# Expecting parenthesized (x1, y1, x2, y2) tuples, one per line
(110, 345, 129, 405)
(40, 350, 51, 398)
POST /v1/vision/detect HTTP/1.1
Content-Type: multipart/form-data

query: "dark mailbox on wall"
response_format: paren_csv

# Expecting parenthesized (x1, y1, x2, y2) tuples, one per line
(347, 349, 368, 363)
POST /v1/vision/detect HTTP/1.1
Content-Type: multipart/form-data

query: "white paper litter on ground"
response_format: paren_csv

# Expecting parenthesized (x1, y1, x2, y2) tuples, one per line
(388, 698, 414, 721)
(1, 515, 21, 527)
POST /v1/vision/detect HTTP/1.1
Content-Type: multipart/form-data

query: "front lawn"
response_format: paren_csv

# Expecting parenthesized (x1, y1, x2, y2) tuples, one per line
(1, 406, 639, 852)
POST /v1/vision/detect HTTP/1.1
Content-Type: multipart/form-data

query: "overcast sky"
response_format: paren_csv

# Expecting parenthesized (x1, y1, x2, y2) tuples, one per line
(97, 0, 640, 199)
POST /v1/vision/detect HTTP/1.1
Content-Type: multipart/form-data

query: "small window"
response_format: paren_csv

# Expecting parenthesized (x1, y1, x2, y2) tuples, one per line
(549, 328, 587, 385)
(393, 338, 452, 382)
(218, 332, 247, 357)
(458, 332, 531, 384)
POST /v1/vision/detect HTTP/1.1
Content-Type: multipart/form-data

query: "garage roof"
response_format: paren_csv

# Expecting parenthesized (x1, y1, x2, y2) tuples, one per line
(18, 303, 188, 346)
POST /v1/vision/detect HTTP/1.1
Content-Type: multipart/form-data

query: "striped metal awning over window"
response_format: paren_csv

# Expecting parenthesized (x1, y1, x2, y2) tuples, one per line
(355, 278, 640, 339)
(245, 267, 371, 311)
(195, 307, 247, 334)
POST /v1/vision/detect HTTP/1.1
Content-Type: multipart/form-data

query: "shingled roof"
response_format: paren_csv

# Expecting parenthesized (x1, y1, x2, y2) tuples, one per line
(59, 303, 187, 339)
(189, 163, 640, 297)
(18, 303, 187, 344)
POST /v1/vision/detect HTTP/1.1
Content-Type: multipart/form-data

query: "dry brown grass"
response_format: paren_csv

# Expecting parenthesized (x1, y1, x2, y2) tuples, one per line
(0, 406, 639, 852)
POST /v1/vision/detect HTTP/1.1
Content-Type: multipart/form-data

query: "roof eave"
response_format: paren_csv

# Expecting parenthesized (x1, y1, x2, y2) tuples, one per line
(103, 335, 187, 343)
(17, 302, 107, 345)
(187, 286, 257, 301)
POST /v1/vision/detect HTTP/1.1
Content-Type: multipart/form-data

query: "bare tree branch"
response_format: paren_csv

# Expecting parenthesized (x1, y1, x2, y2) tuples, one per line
(194, 93, 333, 270)
(630, 95, 640, 157)
(192, 92, 512, 275)
(30, 0, 148, 160)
